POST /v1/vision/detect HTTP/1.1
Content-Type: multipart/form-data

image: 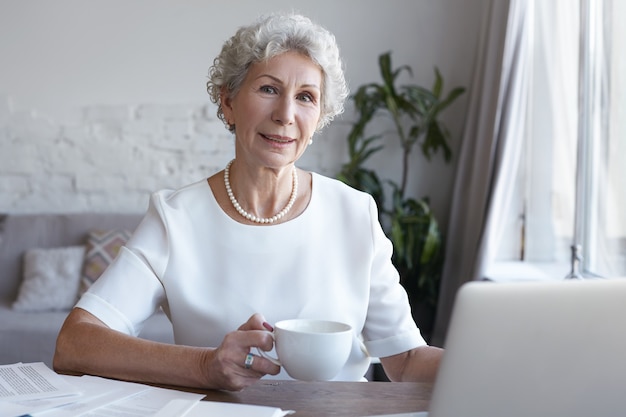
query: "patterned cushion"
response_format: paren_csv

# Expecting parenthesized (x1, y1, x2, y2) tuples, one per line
(80, 229, 132, 294)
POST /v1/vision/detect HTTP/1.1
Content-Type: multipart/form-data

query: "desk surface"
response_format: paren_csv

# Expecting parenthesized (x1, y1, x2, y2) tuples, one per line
(186, 380, 432, 417)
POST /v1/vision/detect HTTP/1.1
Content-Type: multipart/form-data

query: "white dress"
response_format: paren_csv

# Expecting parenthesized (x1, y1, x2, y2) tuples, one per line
(76, 173, 426, 380)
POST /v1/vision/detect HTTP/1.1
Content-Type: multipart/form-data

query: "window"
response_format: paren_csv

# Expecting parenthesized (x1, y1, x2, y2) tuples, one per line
(495, 0, 625, 278)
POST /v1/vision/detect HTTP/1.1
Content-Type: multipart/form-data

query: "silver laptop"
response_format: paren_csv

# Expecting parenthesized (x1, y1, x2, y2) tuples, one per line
(425, 278, 626, 417)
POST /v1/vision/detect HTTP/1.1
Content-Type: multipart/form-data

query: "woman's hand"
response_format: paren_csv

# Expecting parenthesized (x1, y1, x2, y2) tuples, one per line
(55, 309, 280, 392)
(380, 345, 443, 383)
(202, 313, 280, 391)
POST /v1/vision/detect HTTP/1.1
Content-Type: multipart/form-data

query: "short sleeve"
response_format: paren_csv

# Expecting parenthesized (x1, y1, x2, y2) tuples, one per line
(75, 193, 170, 336)
(362, 197, 427, 357)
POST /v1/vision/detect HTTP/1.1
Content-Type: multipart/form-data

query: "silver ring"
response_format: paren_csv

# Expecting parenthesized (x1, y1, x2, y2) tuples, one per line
(244, 353, 255, 369)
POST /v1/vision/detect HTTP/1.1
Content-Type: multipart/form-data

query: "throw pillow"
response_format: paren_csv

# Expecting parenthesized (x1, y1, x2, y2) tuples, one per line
(13, 246, 86, 312)
(80, 229, 132, 294)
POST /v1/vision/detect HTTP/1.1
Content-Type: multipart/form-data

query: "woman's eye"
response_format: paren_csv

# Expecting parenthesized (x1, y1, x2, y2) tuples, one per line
(260, 85, 277, 94)
(297, 93, 314, 103)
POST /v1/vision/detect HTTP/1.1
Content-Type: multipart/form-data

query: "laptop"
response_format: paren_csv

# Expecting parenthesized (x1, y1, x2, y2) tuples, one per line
(369, 278, 626, 417)
(424, 278, 626, 417)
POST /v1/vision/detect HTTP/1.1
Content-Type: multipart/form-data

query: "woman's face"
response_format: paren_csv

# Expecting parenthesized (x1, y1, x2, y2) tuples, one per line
(221, 51, 322, 170)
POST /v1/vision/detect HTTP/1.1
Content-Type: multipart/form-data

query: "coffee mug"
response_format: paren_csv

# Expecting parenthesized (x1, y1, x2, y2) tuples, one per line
(257, 319, 353, 381)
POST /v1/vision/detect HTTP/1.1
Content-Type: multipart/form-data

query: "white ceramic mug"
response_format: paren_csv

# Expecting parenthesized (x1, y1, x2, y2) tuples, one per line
(257, 319, 353, 381)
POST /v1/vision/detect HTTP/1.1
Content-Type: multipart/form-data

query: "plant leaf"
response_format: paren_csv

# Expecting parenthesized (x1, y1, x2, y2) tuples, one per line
(432, 67, 443, 99)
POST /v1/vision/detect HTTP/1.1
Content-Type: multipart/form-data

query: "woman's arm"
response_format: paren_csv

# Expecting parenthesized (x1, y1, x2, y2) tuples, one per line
(379, 345, 444, 383)
(54, 308, 279, 391)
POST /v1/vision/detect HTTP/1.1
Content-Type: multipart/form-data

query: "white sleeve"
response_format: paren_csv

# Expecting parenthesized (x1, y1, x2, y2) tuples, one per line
(75, 193, 170, 336)
(361, 197, 427, 357)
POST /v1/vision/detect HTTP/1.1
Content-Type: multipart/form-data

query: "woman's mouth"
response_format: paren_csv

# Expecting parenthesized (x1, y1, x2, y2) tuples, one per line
(261, 133, 295, 144)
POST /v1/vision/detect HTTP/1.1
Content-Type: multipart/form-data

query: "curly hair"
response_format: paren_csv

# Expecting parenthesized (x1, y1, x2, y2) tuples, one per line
(206, 12, 349, 131)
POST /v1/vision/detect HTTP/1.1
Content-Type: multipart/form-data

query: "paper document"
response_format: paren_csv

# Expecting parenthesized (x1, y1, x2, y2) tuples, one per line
(25, 375, 151, 417)
(153, 399, 203, 417)
(179, 399, 295, 417)
(0, 362, 81, 401)
(80, 384, 203, 417)
(0, 363, 204, 417)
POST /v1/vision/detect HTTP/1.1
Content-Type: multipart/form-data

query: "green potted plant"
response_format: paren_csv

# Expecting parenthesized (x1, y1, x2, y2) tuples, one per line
(337, 52, 465, 341)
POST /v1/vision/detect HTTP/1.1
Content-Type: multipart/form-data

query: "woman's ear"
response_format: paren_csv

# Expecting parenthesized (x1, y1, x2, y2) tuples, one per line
(220, 87, 234, 124)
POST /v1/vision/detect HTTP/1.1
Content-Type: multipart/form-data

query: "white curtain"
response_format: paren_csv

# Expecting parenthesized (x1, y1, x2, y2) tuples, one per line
(432, 0, 532, 346)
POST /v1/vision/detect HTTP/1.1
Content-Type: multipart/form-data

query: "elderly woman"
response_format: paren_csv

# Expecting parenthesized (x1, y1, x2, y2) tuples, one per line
(54, 12, 442, 391)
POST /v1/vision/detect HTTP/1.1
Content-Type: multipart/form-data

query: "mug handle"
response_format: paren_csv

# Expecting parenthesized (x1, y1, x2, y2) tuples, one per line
(357, 335, 369, 356)
(255, 331, 281, 366)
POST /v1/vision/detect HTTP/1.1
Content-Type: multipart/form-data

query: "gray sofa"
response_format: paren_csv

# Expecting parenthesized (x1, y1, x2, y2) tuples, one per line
(0, 213, 174, 367)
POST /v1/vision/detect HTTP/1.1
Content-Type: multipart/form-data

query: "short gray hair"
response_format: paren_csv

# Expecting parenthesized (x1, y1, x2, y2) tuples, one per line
(206, 13, 349, 131)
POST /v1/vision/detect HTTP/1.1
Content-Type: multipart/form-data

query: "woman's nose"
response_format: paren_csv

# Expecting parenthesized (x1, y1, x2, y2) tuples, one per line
(272, 97, 295, 125)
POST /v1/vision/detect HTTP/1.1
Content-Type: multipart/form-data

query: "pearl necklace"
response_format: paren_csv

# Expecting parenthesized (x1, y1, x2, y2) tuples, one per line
(224, 159, 298, 224)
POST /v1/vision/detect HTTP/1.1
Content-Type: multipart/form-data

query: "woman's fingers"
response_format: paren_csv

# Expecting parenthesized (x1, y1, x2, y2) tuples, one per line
(238, 313, 267, 331)
(204, 321, 280, 390)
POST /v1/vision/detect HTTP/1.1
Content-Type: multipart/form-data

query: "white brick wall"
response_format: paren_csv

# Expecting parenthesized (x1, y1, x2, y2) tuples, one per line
(0, 95, 347, 214)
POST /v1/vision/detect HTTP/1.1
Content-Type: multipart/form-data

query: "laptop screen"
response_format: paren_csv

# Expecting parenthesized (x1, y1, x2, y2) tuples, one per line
(428, 278, 626, 417)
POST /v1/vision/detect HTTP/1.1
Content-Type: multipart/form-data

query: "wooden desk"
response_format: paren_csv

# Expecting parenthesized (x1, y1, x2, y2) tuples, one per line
(191, 380, 432, 416)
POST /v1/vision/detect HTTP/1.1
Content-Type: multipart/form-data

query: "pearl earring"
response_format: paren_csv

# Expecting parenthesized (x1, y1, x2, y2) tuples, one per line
(308, 138, 313, 145)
